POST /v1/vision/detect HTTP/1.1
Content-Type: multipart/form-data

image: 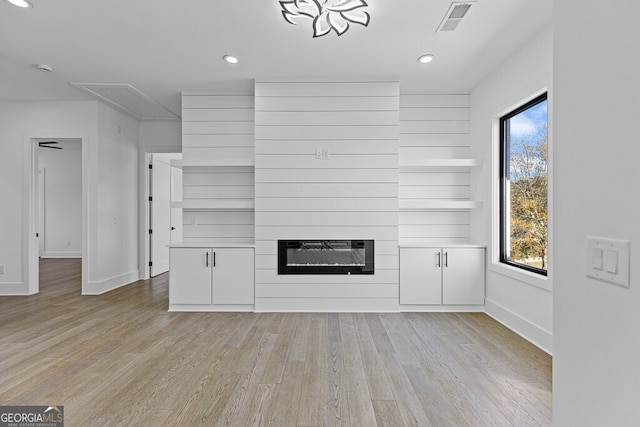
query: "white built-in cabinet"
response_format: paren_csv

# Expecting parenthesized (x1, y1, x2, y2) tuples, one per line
(169, 246, 254, 309)
(400, 246, 485, 306)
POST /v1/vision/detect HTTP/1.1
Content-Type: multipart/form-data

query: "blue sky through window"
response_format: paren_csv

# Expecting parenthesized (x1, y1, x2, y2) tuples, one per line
(509, 100, 548, 140)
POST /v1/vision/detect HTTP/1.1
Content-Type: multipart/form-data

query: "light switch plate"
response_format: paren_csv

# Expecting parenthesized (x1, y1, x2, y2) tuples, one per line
(586, 236, 630, 288)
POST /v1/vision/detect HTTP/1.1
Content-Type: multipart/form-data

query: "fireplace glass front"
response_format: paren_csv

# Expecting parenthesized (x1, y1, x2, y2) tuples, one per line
(278, 240, 374, 275)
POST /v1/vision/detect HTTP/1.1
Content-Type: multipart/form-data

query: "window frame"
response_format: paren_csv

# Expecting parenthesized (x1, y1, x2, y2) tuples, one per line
(499, 92, 548, 276)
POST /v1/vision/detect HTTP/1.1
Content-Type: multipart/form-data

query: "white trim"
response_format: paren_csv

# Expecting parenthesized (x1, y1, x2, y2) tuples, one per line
(489, 262, 551, 291)
(169, 304, 254, 312)
(254, 297, 400, 312)
(0, 282, 36, 296)
(399, 305, 485, 312)
(82, 270, 140, 295)
(40, 253, 82, 258)
(485, 298, 552, 355)
(26, 133, 89, 295)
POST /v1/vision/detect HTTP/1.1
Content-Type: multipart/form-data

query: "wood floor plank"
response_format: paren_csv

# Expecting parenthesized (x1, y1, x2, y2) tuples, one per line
(0, 260, 552, 427)
(262, 360, 305, 426)
(352, 314, 396, 401)
(338, 313, 378, 427)
(297, 316, 327, 427)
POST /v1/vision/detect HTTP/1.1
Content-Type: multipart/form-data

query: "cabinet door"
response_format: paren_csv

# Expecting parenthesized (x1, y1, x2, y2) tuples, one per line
(442, 248, 485, 305)
(400, 247, 442, 305)
(169, 248, 212, 305)
(212, 248, 254, 305)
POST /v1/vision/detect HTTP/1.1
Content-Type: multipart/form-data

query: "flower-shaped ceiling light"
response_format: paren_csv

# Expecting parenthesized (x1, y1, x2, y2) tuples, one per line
(279, 0, 370, 38)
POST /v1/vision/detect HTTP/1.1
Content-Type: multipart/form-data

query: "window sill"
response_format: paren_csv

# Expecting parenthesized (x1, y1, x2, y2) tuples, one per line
(489, 262, 552, 292)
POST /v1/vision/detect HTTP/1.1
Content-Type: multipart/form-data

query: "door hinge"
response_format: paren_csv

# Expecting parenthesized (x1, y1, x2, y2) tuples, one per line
(148, 164, 153, 169)
(149, 261, 152, 267)
(148, 196, 152, 202)
(149, 229, 153, 234)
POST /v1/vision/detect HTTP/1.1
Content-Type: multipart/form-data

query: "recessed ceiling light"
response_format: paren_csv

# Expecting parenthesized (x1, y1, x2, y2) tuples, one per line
(5, 0, 32, 8)
(223, 55, 238, 64)
(418, 54, 435, 64)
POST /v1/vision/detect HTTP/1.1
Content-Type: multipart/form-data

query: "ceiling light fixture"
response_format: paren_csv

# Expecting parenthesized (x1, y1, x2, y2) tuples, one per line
(418, 54, 435, 64)
(223, 55, 239, 64)
(5, 0, 32, 8)
(279, 0, 370, 38)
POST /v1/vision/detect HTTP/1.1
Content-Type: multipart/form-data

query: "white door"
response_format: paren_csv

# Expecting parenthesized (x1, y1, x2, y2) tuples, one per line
(150, 155, 172, 276)
(169, 248, 212, 305)
(38, 167, 45, 256)
(442, 248, 485, 305)
(399, 247, 442, 305)
(212, 248, 254, 305)
(170, 160, 183, 244)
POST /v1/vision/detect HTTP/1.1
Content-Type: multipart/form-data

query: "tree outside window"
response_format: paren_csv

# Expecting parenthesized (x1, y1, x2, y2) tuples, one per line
(500, 94, 548, 275)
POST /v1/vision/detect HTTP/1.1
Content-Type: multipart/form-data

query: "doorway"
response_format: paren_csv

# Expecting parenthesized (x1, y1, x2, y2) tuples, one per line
(147, 153, 182, 278)
(27, 136, 87, 294)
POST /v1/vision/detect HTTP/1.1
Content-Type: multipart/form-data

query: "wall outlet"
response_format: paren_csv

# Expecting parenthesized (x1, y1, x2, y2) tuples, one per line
(0, 265, 5, 274)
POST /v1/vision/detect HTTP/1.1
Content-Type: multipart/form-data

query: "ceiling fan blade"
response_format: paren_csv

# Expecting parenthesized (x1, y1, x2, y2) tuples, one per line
(39, 145, 63, 149)
(38, 141, 60, 145)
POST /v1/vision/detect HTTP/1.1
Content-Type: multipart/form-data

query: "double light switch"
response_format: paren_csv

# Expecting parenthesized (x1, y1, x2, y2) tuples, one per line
(586, 236, 630, 288)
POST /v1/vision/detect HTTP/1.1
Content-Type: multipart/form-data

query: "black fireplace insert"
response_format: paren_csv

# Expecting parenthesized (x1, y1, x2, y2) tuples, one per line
(278, 240, 374, 275)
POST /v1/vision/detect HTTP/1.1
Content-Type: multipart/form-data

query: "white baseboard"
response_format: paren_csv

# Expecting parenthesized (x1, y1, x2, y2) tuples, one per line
(40, 252, 82, 258)
(485, 298, 552, 355)
(83, 270, 140, 295)
(0, 282, 35, 295)
(254, 297, 400, 312)
(399, 304, 485, 313)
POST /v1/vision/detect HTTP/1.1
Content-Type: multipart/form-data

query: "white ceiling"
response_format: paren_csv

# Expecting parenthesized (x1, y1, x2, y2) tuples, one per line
(0, 0, 552, 119)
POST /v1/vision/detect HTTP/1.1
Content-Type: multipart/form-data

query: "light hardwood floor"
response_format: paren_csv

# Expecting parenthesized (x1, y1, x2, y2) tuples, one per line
(0, 259, 551, 426)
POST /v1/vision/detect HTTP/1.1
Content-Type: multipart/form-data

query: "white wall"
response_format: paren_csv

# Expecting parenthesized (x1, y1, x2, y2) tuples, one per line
(399, 94, 472, 244)
(139, 120, 181, 152)
(181, 94, 255, 245)
(39, 141, 82, 257)
(470, 25, 553, 353)
(85, 103, 140, 294)
(254, 81, 399, 312)
(0, 101, 97, 294)
(553, 2, 640, 425)
(0, 100, 141, 295)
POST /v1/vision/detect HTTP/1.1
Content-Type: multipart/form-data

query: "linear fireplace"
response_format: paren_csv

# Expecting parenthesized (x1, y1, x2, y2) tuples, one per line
(278, 240, 374, 275)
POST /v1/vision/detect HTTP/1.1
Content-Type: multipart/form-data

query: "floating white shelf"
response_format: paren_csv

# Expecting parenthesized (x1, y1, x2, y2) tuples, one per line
(178, 199, 255, 211)
(399, 200, 483, 210)
(400, 158, 482, 171)
(182, 160, 255, 168)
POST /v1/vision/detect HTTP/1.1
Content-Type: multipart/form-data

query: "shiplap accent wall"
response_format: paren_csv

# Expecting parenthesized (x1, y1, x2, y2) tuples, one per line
(254, 81, 399, 311)
(399, 94, 472, 244)
(181, 94, 255, 244)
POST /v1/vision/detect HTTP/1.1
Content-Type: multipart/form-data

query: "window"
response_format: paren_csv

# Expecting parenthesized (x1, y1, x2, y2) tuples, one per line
(500, 93, 548, 275)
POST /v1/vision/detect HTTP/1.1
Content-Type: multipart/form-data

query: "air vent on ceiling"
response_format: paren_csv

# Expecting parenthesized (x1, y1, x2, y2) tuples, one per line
(70, 83, 180, 121)
(437, 2, 473, 32)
